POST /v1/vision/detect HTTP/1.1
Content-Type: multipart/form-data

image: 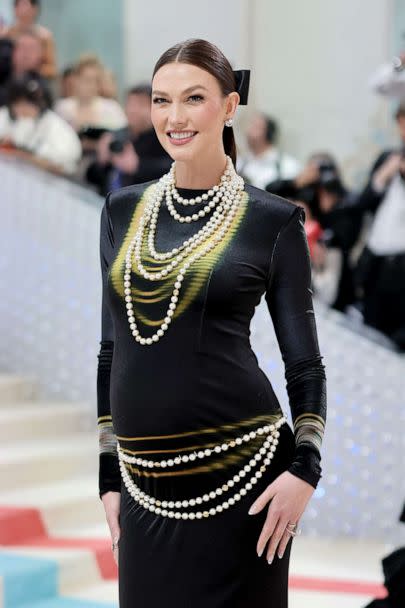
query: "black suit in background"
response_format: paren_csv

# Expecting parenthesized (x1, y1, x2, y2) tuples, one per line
(86, 127, 172, 196)
(354, 149, 405, 349)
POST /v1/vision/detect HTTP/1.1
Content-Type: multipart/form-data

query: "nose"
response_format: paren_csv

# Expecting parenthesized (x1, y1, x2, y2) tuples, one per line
(167, 101, 187, 128)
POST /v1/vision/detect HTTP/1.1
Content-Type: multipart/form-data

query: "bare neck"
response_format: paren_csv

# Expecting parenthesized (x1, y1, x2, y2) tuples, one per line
(174, 153, 228, 189)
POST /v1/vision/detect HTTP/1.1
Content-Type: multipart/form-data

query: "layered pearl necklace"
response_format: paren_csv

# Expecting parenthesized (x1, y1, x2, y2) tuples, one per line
(124, 156, 244, 345)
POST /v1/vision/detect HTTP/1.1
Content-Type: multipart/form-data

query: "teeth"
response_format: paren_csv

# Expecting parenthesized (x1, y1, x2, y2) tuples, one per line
(169, 132, 195, 140)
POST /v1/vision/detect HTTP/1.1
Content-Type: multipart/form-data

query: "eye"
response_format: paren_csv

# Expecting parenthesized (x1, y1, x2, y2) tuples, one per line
(152, 97, 168, 104)
(187, 94, 204, 103)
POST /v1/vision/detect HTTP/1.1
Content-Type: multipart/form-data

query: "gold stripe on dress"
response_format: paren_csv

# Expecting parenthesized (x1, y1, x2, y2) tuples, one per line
(116, 412, 282, 442)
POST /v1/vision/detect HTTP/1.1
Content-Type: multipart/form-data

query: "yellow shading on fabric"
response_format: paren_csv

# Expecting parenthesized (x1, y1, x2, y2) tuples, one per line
(116, 412, 282, 442)
(110, 184, 249, 328)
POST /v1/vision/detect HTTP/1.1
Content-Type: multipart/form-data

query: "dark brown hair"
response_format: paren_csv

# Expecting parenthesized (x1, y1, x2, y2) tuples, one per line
(152, 38, 238, 165)
(7, 74, 52, 116)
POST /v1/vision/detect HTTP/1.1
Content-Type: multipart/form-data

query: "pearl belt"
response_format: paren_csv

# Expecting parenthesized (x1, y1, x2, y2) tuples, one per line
(119, 416, 287, 519)
(117, 419, 283, 468)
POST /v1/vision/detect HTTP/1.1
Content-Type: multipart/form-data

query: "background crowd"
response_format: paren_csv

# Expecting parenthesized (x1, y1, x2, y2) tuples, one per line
(1, 0, 405, 353)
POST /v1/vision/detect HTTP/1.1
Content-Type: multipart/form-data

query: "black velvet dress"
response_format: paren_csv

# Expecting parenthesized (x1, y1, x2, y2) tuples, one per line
(97, 179, 327, 608)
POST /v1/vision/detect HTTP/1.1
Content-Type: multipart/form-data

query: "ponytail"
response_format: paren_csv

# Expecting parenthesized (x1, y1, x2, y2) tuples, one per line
(222, 126, 237, 166)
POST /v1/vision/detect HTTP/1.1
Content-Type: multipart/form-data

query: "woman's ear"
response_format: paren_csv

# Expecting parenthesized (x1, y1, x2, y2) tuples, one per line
(225, 91, 240, 122)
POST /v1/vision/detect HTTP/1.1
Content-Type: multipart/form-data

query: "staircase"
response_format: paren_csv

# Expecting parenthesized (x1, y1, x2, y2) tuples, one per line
(0, 374, 118, 608)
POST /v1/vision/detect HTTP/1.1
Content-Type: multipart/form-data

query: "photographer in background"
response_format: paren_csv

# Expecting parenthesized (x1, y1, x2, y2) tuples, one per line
(86, 84, 171, 195)
(268, 153, 362, 312)
(354, 105, 405, 350)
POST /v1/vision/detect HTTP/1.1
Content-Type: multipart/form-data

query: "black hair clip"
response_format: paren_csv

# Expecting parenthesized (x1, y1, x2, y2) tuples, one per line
(233, 69, 250, 105)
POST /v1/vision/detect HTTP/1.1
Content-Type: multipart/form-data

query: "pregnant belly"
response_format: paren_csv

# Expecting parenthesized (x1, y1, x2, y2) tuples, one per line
(110, 350, 283, 440)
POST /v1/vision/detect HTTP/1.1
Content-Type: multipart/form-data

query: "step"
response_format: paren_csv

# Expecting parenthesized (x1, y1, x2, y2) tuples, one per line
(0, 550, 58, 607)
(18, 598, 117, 608)
(66, 581, 118, 605)
(0, 434, 98, 490)
(0, 404, 90, 443)
(0, 476, 106, 537)
(2, 546, 103, 598)
(289, 536, 388, 582)
(54, 524, 110, 541)
(0, 375, 38, 405)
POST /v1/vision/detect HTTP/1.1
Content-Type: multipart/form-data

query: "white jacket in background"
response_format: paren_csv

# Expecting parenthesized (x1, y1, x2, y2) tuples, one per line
(0, 107, 82, 174)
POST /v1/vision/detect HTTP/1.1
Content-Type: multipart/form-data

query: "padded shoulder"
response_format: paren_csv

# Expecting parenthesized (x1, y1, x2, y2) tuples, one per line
(244, 183, 301, 230)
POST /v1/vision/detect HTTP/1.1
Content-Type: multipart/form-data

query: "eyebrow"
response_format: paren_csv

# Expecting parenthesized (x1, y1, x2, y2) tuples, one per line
(152, 85, 208, 96)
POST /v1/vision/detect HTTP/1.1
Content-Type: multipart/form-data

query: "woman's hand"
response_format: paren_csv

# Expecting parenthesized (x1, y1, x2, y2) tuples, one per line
(248, 471, 314, 563)
(101, 490, 121, 567)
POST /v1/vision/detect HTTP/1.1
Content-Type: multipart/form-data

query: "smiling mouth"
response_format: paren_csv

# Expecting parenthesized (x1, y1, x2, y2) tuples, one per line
(167, 131, 198, 141)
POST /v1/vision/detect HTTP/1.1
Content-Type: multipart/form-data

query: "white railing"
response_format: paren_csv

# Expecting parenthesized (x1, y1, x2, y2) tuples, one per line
(0, 157, 103, 413)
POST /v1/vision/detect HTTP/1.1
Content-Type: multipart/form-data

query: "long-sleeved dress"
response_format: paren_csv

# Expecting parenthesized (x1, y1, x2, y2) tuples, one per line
(97, 178, 327, 608)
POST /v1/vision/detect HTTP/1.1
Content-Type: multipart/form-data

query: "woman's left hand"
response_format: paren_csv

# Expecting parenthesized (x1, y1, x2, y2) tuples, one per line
(248, 471, 314, 563)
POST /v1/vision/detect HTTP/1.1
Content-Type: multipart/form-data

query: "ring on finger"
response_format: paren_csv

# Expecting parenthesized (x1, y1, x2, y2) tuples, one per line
(286, 522, 302, 536)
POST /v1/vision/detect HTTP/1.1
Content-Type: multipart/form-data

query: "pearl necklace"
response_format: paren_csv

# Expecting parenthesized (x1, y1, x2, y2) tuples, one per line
(118, 420, 280, 468)
(169, 156, 233, 206)
(119, 417, 286, 519)
(124, 159, 245, 345)
(165, 157, 234, 221)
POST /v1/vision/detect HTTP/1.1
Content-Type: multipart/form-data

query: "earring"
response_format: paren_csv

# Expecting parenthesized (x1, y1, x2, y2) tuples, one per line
(224, 118, 233, 127)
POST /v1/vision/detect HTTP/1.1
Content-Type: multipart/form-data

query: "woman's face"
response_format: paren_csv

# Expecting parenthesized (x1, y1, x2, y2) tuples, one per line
(151, 62, 238, 163)
(11, 100, 40, 119)
(75, 66, 100, 100)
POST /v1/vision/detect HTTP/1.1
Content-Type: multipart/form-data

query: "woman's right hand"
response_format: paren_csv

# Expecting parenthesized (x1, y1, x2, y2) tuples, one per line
(101, 490, 121, 567)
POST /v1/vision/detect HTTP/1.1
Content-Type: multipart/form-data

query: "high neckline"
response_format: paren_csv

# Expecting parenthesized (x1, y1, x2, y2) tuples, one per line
(175, 186, 211, 195)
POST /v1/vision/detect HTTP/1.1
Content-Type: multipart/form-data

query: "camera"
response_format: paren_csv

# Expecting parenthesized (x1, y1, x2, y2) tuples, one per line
(317, 161, 344, 195)
(108, 128, 131, 154)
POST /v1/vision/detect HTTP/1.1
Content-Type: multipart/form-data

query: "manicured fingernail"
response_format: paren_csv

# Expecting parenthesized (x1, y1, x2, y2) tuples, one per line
(278, 552, 284, 559)
(257, 547, 263, 557)
(248, 505, 257, 515)
(268, 555, 274, 564)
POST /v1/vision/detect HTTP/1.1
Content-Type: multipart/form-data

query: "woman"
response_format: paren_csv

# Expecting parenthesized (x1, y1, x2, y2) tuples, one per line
(55, 56, 127, 133)
(0, 74, 81, 175)
(1, 0, 57, 80)
(97, 39, 327, 608)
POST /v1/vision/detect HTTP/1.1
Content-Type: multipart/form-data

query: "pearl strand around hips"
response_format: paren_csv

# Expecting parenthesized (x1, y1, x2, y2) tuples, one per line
(118, 417, 286, 519)
(118, 419, 283, 468)
(124, 159, 245, 345)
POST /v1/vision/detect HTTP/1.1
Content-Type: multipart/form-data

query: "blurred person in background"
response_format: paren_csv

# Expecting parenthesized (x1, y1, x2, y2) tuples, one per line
(86, 83, 171, 195)
(59, 65, 76, 99)
(1, 0, 57, 80)
(54, 56, 127, 138)
(99, 67, 119, 100)
(369, 50, 405, 99)
(353, 104, 405, 350)
(273, 153, 363, 312)
(0, 30, 45, 106)
(0, 74, 81, 175)
(238, 112, 300, 189)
